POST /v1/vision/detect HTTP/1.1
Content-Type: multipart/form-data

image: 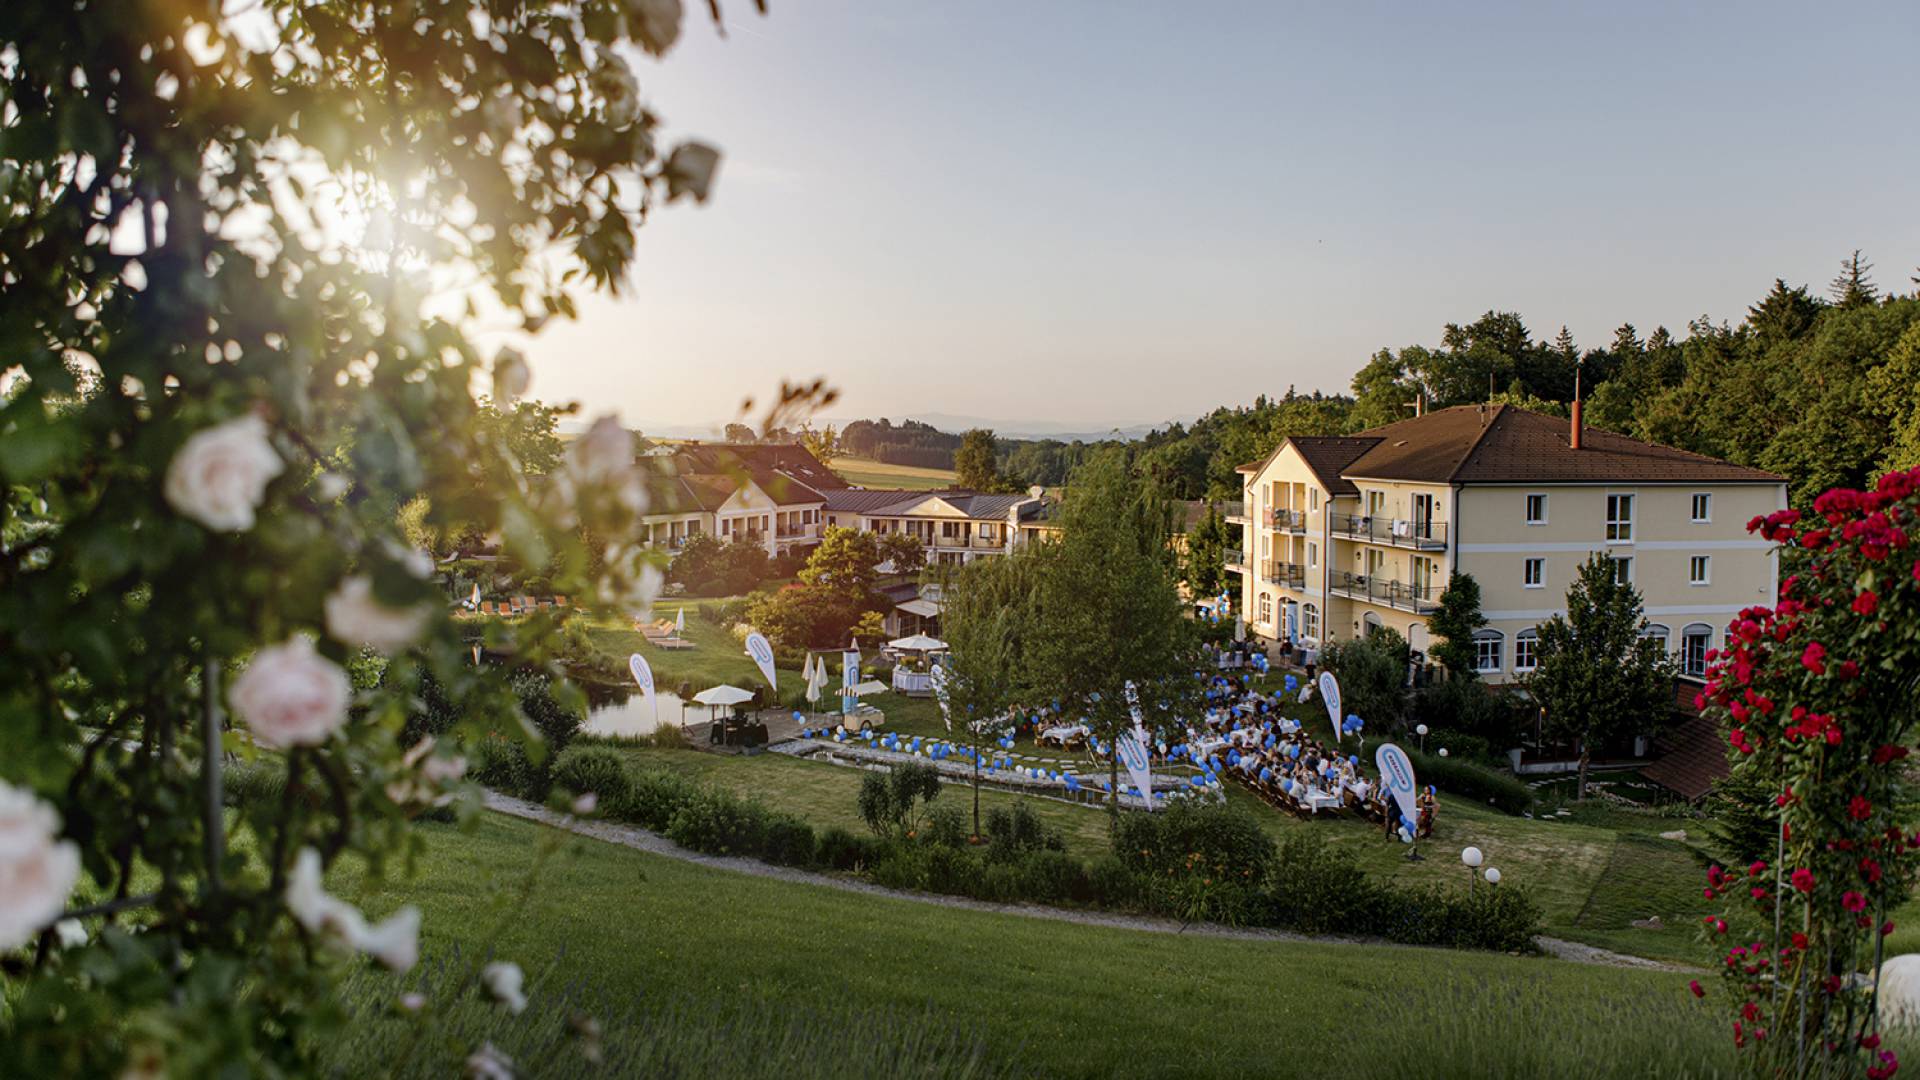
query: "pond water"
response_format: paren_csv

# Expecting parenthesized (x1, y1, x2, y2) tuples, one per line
(582, 684, 697, 738)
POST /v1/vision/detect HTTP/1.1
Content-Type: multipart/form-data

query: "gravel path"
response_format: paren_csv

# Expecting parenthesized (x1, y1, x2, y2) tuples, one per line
(482, 791, 1698, 971)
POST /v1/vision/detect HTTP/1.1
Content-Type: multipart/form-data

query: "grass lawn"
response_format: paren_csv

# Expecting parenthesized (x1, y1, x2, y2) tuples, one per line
(573, 597, 799, 692)
(327, 812, 1749, 1079)
(832, 455, 958, 491)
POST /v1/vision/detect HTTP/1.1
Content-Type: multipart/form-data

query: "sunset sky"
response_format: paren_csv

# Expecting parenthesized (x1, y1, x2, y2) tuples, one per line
(517, 0, 1920, 435)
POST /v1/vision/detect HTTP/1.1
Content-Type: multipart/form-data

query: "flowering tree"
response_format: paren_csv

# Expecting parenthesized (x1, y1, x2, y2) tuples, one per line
(0, 0, 809, 1074)
(1696, 467, 1920, 1078)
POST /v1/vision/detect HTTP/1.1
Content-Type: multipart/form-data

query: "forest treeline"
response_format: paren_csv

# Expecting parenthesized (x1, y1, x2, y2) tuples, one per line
(845, 254, 1920, 506)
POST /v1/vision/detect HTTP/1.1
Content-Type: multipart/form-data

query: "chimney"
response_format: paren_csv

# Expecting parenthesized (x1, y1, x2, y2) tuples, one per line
(1570, 359, 1584, 450)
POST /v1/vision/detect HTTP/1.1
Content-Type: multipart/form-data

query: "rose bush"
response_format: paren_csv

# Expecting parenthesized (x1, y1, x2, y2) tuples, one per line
(1695, 466, 1920, 1077)
(0, 0, 815, 1075)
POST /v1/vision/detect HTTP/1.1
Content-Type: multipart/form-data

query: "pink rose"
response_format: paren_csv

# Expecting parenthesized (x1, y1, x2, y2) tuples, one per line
(0, 782, 83, 949)
(231, 637, 350, 749)
(164, 414, 284, 532)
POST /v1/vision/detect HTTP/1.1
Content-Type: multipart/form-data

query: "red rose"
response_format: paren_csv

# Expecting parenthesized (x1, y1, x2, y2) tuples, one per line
(1690, 979, 1705, 998)
(1844, 891, 1869, 913)
(1873, 745, 1910, 766)
(1851, 796, 1874, 821)
(1791, 868, 1815, 893)
(1854, 591, 1880, 615)
(1802, 642, 1827, 675)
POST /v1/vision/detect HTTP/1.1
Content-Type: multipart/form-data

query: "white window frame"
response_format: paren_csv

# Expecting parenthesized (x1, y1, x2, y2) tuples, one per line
(1302, 603, 1320, 641)
(1606, 493, 1634, 543)
(1258, 594, 1272, 624)
(1690, 493, 1712, 523)
(1523, 557, 1544, 589)
(1612, 556, 1633, 585)
(1525, 493, 1548, 526)
(1681, 623, 1713, 678)
(1689, 555, 1711, 586)
(1310, 489, 1321, 512)
(1472, 630, 1504, 674)
(1514, 629, 1540, 673)
(1307, 541, 1318, 569)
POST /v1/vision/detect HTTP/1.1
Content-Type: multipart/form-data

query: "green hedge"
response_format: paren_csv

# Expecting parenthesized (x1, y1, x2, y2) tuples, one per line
(1361, 736, 1532, 815)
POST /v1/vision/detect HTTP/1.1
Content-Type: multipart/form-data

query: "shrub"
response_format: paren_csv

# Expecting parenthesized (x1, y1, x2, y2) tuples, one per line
(1322, 626, 1411, 728)
(761, 814, 818, 868)
(922, 803, 970, 848)
(817, 827, 882, 872)
(625, 768, 701, 831)
(983, 802, 1062, 863)
(1423, 728, 1494, 764)
(924, 843, 985, 895)
(1260, 833, 1385, 935)
(666, 790, 769, 857)
(868, 843, 930, 892)
(856, 763, 943, 840)
(552, 746, 632, 805)
(471, 732, 544, 799)
(649, 722, 688, 750)
(1374, 882, 1541, 952)
(1410, 674, 1524, 747)
(1018, 850, 1087, 905)
(223, 760, 286, 809)
(1087, 855, 1142, 909)
(1114, 801, 1275, 926)
(511, 671, 585, 754)
(1361, 737, 1532, 815)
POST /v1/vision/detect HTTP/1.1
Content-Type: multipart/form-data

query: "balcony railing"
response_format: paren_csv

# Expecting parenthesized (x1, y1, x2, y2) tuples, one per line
(1224, 549, 1248, 570)
(971, 535, 1004, 550)
(1226, 507, 1251, 526)
(1330, 571, 1440, 613)
(1262, 560, 1306, 589)
(1329, 513, 1447, 550)
(1266, 508, 1306, 532)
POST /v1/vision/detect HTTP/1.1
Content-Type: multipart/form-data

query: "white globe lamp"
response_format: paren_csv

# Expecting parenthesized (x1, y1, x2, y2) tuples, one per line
(1416, 724, 1429, 736)
(1484, 867, 1502, 886)
(1461, 846, 1484, 869)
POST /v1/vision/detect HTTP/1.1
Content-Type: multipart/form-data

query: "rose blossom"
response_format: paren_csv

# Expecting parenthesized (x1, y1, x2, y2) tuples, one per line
(0, 781, 83, 949)
(466, 1042, 516, 1080)
(231, 637, 351, 749)
(590, 55, 640, 129)
(164, 414, 285, 531)
(482, 961, 528, 1014)
(665, 141, 721, 204)
(325, 575, 431, 655)
(284, 848, 421, 972)
(622, 0, 682, 56)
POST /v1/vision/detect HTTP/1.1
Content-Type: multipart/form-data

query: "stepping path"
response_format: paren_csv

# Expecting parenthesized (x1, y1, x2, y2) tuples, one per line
(481, 791, 1698, 972)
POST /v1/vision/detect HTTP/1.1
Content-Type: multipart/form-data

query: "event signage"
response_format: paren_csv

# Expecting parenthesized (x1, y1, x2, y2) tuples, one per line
(1318, 671, 1342, 740)
(1373, 742, 1419, 834)
(745, 631, 777, 691)
(627, 653, 654, 700)
(1118, 682, 1155, 811)
(841, 648, 859, 716)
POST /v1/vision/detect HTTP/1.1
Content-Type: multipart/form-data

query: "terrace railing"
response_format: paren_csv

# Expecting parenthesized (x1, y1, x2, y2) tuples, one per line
(1266, 508, 1306, 532)
(1329, 513, 1447, 550)
(1330, 571, 1441, 613)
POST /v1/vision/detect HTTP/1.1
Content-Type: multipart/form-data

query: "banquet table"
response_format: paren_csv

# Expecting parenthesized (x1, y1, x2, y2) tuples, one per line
(891, 668, 933, 694)
(1038, 724, 1090, 747)
(1191, 736, 1228, 760)
(1301, 789, 1344, 814)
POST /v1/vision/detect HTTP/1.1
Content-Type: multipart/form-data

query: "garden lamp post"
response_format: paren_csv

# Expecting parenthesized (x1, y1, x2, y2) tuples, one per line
(1484, 867, 1501, 886)
(1416, 723, 1428, 753)
(1462, 845, 1484, 893)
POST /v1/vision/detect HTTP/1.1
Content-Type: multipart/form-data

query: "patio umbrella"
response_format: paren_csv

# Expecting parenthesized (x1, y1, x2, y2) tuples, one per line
(887, 634, 948, 652)
(674, 607, 686, 637)
(692, 684, 755, 707)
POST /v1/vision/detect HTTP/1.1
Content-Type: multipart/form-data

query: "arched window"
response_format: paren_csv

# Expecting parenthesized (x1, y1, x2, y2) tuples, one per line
(1681, 623, 1714, 678)
(1641, 623, 1671, 655)
(1514, 628, 1540, 672)
(1472, 629, 1504, 674)
(1362, 612, 1384, 637)
(1302, 603, 1320, 641)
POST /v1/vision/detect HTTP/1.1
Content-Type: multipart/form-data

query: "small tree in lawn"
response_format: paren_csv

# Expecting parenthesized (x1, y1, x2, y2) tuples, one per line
(939, 552, 1043, 838)
(1694, 474, 1920, 1076)
(1322, 627, 1410, 731)
(1027, 451, 1200, 821)
(1428, 572, 1488, 679)
(1526, 554, 1675, 799)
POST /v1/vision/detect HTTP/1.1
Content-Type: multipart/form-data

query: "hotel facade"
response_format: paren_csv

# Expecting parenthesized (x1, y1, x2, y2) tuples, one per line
(1230, 404, 1787, 685)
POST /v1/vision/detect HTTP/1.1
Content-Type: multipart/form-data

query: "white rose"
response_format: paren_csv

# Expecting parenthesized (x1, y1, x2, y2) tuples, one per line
(591, 56, 641, 130)
(623, 0, 683, 56)
(664, 141, 720, 204)
(359, 905, 421, 972)
(570, 415, 633, 486)
(325, 576, 430, 655)
(0, 781, 83, 949)
(492, 346, 531, 402)
(164, 414, 285, 532)
(466, 1042, 516, 1080)
(232, 637, 351, 749)
(482, 961, 528, 1014)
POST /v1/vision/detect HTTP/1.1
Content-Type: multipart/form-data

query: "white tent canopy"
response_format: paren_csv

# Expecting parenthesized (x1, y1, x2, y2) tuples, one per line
(887, 634, 948, 652)
(692, 684, 756, 707)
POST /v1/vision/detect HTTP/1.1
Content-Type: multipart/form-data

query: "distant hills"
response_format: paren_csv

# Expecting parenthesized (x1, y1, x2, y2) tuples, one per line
(583, 412, 1188, 443)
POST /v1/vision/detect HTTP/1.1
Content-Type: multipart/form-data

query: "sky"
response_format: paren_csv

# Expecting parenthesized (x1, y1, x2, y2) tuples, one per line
(517, 0, 1920, 436)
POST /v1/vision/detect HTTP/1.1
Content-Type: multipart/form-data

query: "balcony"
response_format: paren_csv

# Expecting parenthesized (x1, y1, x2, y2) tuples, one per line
(1330, 571, 1440, 614)
(1226, 507, 1252, 526)
(1224, 549, 1248, 570)
(1329, 513, 1447, 551)
(1262, 560, 1306, 589)
(1266, 508, 1306, 532)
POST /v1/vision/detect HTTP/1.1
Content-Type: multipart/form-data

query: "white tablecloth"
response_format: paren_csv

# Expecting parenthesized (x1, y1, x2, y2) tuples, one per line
(1039, 724, 1089, 746)
(891, 669, 932, 693)
(1192, 736, 1228, 760)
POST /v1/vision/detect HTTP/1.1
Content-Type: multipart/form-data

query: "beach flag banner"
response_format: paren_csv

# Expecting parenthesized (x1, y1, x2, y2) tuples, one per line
(627, 653, 654, 700)
(745, 631, 777, 691)
(841, 648, 859, 716)
(1319, 671, 1342, 741)
(1374, 742, 1419, 831)
(1118, 682, 1155, 811)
